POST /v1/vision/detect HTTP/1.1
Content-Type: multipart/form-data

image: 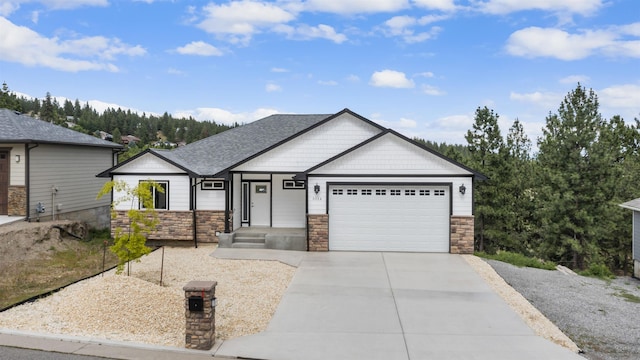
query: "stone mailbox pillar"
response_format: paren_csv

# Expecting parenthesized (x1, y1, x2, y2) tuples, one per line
(183, 280, 217, 350)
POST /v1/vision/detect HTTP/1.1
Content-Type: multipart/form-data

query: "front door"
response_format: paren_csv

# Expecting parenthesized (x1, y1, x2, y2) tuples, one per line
(0, 151, 9, 215)
(241, 181, 271, 227)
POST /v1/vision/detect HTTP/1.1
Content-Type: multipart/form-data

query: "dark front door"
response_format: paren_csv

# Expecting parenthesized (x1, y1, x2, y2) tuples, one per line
(0, 151, 8, 215)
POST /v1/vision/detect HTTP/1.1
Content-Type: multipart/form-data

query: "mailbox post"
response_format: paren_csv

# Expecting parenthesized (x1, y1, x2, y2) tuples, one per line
(183, 280, 217, 350)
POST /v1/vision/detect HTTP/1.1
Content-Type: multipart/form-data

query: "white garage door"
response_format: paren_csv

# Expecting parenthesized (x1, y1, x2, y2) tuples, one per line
(329, 185, 450, 252)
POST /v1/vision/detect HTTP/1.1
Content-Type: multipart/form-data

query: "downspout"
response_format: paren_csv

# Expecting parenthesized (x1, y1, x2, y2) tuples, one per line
(191, 178, 198, 248)
(25, 143, 39, 221)
(225, 177, 230, 233)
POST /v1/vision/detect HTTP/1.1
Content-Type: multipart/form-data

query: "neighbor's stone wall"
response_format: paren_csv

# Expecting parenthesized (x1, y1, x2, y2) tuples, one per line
(8, 185, 26, 216)
(195, 210, 225, 243)
(450, 215, 474, 254)
(307, 214, 328, 251)
(112, 210, 193, 241)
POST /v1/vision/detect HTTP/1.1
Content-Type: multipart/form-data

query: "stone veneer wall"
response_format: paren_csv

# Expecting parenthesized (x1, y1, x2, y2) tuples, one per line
(195, 210, 225, 243)
(307, 214, 329, 251)
(450, 215, 474, 254)
(8, 185, 26, 216)
(112, 210, 193, 241)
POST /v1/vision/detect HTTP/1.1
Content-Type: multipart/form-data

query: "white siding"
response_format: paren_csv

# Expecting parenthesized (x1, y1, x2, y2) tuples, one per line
(112, 174, 190, 211)
(233, 113, 382, 172)
(272, 174, 305, 227)
(311, 134, 473, 175)
(308, 176, 472, 216)
(6, 144, 25, 186)
(29, 144, 114, 217)
(634, 211, 639, 261)
(115, 153, 185, 174)
(196, 179, 226, 210)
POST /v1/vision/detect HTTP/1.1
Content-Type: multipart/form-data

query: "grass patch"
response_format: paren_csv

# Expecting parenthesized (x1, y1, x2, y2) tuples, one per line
(579, 263, 615, 280)
(613, 289, 640, 303)
(475, 251, 557, 270)
(0, 233, 118, 310)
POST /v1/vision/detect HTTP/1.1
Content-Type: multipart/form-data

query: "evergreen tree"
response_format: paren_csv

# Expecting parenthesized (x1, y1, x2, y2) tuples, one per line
(0, 82, 22, 112)
(465, 106, 505, 252)
(41, 92, 56, 122)
(535, 84, 608, 269)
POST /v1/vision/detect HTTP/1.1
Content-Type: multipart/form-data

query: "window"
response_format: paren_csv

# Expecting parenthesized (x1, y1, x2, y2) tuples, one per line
(347, 189, 358, 195)
(376, 189, 386, 196)
(390, 189, 401, 196)
(361, 189, 372, 195)
(201, 180, 224, 190)
(434, 189, 445, 196)
(140, 181, 168, 210)
(419, 190, 430, 196)
(332, 189, 343, 195)
(283, 180, 306, 189)
(405, 189, 416, 196)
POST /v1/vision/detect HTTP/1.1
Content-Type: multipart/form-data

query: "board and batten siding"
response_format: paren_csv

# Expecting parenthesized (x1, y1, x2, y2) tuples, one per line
(634, 211, 639, 261)
(6, 144, 25, 186)
(29, 144, 113, 216)
(272, 174, 305, 228)
(307, 176, 472, 217)
(111, 174, 190, 211)
(232, 113, 382, 172)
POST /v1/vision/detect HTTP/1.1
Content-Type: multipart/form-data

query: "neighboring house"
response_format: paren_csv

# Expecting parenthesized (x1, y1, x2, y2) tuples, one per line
(98, 108, 485, 253)
(0, 109, 122, 228)
(619, 198, 640, 278)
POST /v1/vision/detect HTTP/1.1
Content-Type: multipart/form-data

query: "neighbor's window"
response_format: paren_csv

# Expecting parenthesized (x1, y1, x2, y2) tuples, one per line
(140, 181, 168, 210)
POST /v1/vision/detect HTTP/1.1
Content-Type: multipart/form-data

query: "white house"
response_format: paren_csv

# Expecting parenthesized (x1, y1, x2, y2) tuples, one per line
(98, 109, 485, 253)
(619, 198, 640, 278)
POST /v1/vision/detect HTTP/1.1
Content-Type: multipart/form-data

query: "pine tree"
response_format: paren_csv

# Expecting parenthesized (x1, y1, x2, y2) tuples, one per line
(0, 82, 22, 112)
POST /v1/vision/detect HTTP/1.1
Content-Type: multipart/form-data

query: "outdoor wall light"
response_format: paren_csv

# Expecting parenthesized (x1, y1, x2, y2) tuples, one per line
(14, 154, 20, 163)
(314, 183, 320, 194)
(459, 183, 466, 195)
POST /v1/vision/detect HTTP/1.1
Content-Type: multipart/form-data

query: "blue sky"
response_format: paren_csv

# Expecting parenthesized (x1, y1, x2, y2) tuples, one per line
(0, 0, 638, 146)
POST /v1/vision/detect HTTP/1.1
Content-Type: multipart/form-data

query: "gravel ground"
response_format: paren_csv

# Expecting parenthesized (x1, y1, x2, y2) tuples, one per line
(486, 259, 640, 360)
(0, 245, 295, 347)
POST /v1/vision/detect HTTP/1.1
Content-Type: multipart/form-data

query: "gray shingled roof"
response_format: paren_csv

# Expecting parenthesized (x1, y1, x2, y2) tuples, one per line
(620, 198, 640, 211)
(0, 108, 122, 148)
(157, 113, 332, 176)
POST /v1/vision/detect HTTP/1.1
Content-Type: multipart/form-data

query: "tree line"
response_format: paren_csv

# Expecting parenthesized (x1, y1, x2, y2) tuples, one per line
(1, 82, 233, 158)
(418, 84, 639, 274)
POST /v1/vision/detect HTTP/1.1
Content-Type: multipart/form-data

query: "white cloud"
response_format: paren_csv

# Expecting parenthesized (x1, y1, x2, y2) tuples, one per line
(398, 117, 417, 128)
(174, 107, 280, 125)
(167, 67, 186, 76)
(0, 17, 145, 72)
(197, 1, 295, 44)
(381, 15, 443, 43)
(275, 23, 347, 43)
(303, 0, 409, 14)
(266, 83, 282, 92)
(318, 80, 338, 86)
(422, 84, 445, 95)
(416, 71, 435, 78)
(175, 41, 223, 56)
(346, 74, 360, 82)
(436, 114, 473, 129)
(599, 84, 640, 109)
(510, 91, 564, 110)
(475, 0, 603, 16)
(369, 70, 415, 88)
(505, 26, 640, 60)
(412, 0, 456, 11)
(559, 75, 590, 84)
(271, 67, 288, 72)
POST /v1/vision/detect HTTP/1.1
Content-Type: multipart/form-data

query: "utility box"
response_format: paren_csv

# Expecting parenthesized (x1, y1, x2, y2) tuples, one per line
(183, 281, 217, 350)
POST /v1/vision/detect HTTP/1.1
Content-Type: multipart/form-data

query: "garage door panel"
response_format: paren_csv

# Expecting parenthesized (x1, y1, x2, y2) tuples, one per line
(329, 185, 450, 252)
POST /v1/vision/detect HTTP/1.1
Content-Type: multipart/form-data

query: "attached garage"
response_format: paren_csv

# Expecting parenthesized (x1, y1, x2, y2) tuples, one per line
(328, 184, 450, 252)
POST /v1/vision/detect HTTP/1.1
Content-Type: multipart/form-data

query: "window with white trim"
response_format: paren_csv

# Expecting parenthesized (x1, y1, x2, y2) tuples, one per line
(420, 189, 430, 196)
(376, 189, 386, 196)
(434, 189, 445, 196)
(390, 189, 401, 196)
(332, 189, 343, 195)
(283, 180, 306, 189)
(347, 189, 358, 195)
(201, 180, 224, 190)
(140, 181, 168, 210)
(361, 189, 372, 195)
(405, 189, 416, 196)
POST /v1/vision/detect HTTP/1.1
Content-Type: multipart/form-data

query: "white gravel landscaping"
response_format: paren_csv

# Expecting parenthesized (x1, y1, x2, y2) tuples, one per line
(0, 244, 296, 347)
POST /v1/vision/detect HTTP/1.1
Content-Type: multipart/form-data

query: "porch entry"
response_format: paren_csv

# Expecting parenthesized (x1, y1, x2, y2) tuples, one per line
(0, 151, 8, 215)
(241, 181, 271, 227)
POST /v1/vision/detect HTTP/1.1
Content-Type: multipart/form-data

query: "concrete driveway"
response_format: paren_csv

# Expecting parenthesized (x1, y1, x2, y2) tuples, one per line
(215, 252, 584, 360)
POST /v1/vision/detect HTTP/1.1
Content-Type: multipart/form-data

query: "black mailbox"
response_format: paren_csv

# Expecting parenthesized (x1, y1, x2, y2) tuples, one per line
(188, 296, 204, 312)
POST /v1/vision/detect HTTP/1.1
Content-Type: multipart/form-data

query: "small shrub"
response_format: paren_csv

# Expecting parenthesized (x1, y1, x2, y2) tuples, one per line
(579, 263, 614, 279)
(476, 251, 557, 270)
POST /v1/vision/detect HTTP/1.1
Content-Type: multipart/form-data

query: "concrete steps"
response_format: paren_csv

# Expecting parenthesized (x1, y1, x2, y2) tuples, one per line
(230, 232, 266, 249)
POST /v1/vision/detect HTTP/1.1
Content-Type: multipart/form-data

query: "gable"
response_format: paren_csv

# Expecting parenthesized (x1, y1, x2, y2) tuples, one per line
(309, 133, 474, 176)
(232, 112, 383, 172)
(113, 152, 186, 174)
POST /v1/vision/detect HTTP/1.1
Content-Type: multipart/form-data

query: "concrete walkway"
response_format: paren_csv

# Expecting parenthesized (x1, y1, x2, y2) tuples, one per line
(216, 251, 585, 360)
